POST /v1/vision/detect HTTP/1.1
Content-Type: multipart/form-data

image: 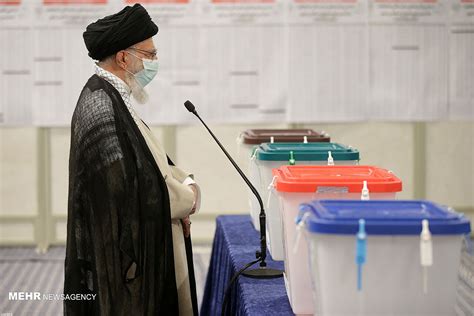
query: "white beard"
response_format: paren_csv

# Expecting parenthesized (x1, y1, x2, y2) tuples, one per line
(125, 73, 149, 105)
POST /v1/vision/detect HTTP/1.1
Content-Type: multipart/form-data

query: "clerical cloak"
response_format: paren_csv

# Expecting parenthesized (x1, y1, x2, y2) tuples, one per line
(64, 74, 197, 315)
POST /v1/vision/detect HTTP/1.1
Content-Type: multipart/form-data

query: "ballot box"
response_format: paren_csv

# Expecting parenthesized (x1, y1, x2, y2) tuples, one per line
(237, 128, 330, 177)
(249, 142, 359, 232)
(273, 165, 402, 314)
(300, 200, 471, 316)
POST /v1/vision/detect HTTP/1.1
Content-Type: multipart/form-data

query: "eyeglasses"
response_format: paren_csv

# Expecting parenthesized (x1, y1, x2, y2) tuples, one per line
(127, 46, 157, 59)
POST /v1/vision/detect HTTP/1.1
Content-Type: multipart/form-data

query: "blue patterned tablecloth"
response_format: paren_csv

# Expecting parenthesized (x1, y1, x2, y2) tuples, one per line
(200, 215, 293, 316)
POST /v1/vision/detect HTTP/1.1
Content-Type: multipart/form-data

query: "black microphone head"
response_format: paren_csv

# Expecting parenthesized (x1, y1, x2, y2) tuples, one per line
(184, 100, 196, 113)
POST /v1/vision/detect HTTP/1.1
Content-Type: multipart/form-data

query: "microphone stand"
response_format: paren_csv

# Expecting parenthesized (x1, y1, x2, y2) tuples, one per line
(184, 100, 283, 279)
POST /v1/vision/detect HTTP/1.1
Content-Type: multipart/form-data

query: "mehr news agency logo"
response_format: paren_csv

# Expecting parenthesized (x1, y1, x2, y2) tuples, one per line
(8, 292, 96, 301)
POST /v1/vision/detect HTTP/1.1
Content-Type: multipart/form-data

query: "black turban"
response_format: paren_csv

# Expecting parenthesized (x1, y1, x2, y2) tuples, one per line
(83, 4, 158, 61)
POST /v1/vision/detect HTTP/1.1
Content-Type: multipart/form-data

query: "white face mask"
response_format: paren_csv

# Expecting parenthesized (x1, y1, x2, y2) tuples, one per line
(126, 52, 159, 88)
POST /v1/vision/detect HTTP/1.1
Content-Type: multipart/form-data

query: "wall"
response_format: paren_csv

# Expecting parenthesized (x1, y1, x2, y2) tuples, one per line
(0, 122, 472, 248)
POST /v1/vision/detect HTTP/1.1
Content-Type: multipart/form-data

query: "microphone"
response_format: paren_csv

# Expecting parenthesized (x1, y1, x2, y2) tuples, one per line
(184, 100, 196, 114)
(184, 100, 283, 279)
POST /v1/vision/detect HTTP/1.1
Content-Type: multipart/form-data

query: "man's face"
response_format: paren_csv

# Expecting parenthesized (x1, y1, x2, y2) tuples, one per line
(125, 38, 157, 74)
(120, 37, 157, 104)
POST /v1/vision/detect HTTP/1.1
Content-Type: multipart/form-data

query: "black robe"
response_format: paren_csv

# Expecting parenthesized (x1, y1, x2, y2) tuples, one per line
(64, 74, 198, 315)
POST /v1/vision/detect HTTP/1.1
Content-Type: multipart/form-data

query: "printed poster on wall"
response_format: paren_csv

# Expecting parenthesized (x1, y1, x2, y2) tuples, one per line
(31, 0, 116, 126)
(0, 0, 33, 126)
(369, 0, 449, 121)
(448, 0, 473, 120)
(198, 0, 287, 124)
(287, 0, 369, 122)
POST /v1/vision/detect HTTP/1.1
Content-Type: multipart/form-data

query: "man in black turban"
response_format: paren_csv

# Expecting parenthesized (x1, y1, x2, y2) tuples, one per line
(64, 4, 199, 315)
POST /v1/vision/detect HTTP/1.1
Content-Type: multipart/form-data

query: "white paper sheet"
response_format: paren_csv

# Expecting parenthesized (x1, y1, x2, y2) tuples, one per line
(199, 0, 287, 123)
(287, 0, 369, 122)
(448, 0, 474, 120)
(31, 0, 116, 126)
(0, 0, 471, 126)
(0, 0, 33, 126)
(369, 0, 449, 121)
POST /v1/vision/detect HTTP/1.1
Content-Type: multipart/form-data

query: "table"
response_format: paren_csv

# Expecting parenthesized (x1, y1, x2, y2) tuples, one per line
(200, 215, 294, 316)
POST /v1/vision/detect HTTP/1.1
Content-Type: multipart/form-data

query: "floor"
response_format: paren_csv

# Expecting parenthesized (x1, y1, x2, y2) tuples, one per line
(0, 241, 473, 316)
(0, 245, 212, 316)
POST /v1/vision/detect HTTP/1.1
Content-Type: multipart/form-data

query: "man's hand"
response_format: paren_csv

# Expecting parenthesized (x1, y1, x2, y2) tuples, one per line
(182, 215, 191, 238)
(189, 184, 198, 215)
